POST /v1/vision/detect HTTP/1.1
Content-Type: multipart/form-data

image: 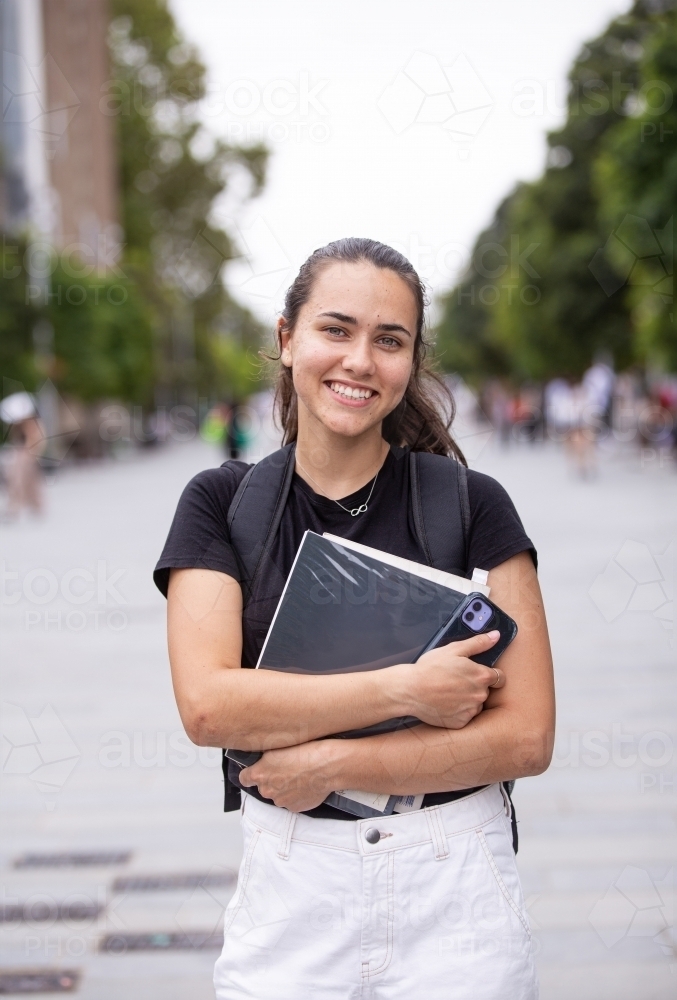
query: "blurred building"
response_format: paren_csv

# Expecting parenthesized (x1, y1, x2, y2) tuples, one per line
(0, 0, 50, 234)
(0, 0, 119, 254)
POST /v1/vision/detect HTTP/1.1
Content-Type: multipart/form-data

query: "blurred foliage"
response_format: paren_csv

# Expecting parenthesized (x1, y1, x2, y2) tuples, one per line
(107, 0, 269, 404)
(435, 0, 676, 383)
(1, 0, 268, 407)
(0, 238, 40, 391)
(0, 239, 154, 400)
(47, 268, 155, 403)
(595, 13, 677, 369)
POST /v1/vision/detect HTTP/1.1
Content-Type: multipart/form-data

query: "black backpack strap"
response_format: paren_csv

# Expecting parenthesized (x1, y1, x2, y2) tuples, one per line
(503, 780, 518, 853)
(227, 442, 296, 601)
(409, 451, 470, 575)
(222, 443, 296, 813)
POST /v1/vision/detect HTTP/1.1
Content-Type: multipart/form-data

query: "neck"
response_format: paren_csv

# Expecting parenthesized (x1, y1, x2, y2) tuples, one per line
(294, 408, 389, 499)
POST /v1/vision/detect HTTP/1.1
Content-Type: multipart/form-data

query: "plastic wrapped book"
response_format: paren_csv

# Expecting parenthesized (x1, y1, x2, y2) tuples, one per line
(227, 530, 490, 818)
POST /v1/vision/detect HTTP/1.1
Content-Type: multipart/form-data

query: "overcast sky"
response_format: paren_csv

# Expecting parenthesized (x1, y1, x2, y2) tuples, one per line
(167, 0, 629, 325)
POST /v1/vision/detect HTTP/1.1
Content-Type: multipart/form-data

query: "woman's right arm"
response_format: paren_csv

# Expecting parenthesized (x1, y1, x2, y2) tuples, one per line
(167, 567, 501, 751)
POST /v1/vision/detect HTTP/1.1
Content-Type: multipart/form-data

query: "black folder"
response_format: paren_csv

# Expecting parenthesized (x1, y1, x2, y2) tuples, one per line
(227, 531, 489, 818)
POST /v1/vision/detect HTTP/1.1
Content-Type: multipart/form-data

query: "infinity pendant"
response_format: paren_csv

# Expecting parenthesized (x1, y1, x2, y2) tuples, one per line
(350, 503, 368, 516)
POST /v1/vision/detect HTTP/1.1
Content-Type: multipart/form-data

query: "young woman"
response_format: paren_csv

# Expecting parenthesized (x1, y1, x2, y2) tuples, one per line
(155, 239, 554, 1000)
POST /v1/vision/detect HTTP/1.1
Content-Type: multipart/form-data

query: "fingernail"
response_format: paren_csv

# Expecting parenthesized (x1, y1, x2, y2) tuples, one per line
(487, 630, 500, 639)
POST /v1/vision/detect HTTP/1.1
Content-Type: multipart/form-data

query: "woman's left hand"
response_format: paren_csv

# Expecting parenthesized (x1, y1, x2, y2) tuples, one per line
(239, 740, 340, 812)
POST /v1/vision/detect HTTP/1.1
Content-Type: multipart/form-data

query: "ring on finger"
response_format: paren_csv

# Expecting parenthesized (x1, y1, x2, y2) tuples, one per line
(489, 667, 501, 688)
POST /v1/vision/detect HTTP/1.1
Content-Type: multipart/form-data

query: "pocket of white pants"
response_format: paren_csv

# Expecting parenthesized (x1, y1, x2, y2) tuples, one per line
(475, 818, 531, 938)
(223, 819, 262, 935)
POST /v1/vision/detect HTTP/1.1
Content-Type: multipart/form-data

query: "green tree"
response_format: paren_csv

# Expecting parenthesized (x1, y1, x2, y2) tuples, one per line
(594, 6, 677, 369)
(0, 238, 41, 390)
(0, 240, 155, 403)
(47, 269, 154, 403)
(434, 0, 675, 383)
(107, 0, 269, 405)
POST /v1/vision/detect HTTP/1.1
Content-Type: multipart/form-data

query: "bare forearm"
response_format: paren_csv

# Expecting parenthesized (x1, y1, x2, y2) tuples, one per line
(323, 709, 554, 795)
(238, 553, 556, 813)
(182, 666, 406, 750)
(169, 568, 509, 754)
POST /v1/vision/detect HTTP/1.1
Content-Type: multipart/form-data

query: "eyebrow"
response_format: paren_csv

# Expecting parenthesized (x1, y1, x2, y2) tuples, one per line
(318, 311, 412, 337)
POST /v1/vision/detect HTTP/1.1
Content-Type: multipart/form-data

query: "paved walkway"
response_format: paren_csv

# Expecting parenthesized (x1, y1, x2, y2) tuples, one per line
(475, 441, 676, 1000)
(0, 437, 675, 998)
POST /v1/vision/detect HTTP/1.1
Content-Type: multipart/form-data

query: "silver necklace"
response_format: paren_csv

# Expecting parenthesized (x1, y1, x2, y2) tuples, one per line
(296, 460, 379, 516)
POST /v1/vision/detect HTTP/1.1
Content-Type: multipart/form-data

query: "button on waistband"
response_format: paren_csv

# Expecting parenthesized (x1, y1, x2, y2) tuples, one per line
(364, 828, 381, 844)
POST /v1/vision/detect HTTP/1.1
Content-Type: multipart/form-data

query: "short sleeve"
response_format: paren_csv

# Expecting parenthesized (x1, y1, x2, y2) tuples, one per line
(153, 461, 251, 597)
(465, 470, 537, 573)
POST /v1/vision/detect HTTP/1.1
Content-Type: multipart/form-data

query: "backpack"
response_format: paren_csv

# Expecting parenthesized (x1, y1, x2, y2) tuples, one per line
(223, 442, 518, 851)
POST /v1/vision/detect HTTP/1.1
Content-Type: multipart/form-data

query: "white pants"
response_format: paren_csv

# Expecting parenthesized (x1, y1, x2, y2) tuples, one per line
(214, 784, 538, 999)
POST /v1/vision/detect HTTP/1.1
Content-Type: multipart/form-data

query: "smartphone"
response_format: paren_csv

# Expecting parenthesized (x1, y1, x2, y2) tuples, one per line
(226, 593, 518, 762)
(419, 592, 518, 666)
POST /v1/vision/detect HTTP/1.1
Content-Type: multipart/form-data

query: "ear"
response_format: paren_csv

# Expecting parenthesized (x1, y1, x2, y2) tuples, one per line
(277, 317, 292, 367)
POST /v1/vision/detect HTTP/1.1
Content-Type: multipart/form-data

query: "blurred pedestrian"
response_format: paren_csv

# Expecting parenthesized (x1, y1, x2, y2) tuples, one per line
(611, 372, 642, 444)
(201, 403, 229, 450)
(656, 377, 677, 461)
(482, 380, 512, 446)
(226, 402, 242, 459)
(582, 356, 615, 432)
(517, 384, 543, 443)
(226, 401, 252, 460)
(544, 378, 572, 442)
(566, 383, 596, 479)
(508, 386, 541, 445)
(0, 392, 46, 519)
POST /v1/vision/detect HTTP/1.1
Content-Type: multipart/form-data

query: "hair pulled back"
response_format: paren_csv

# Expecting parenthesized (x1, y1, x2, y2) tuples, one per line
(273, 237, 466, 464)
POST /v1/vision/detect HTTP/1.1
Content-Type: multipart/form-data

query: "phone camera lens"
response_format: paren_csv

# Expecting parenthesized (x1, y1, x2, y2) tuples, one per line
(472, 601, 482, 612)
(464, 611, 474, 622)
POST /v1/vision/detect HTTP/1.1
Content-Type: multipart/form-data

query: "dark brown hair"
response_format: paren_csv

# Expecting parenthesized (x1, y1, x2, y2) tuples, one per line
(272, 237, 466, 464)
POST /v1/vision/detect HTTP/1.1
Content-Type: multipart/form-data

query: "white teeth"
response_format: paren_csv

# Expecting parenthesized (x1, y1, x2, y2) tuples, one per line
(329, 382, 373, 399)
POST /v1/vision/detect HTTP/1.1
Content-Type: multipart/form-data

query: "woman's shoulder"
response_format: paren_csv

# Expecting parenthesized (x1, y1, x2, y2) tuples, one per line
(464, 467, 537, 570)
(153, 461, 253, 597)
(179, 460, 253, 511)
(465, 467, 516, 513)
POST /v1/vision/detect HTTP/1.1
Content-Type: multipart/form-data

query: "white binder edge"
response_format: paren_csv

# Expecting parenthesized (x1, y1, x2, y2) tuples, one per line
(256, 531, 490, 668)
(322, 533, 491, 598)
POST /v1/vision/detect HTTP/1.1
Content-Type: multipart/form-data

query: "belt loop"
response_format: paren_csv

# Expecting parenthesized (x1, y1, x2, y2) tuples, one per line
(425, 805, 449, 861)
(499, 783, 511, 818)
(277, 808, 297, 860)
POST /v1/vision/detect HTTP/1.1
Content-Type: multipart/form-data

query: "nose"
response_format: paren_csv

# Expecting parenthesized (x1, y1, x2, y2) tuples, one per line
(341, 334, 375, 377)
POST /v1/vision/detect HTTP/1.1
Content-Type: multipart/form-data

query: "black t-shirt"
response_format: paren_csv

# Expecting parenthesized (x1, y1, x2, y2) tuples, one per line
(154, 447, 536, 819)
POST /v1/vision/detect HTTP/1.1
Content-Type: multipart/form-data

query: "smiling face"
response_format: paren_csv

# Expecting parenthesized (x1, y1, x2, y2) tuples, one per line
(279, 261, 418, 442)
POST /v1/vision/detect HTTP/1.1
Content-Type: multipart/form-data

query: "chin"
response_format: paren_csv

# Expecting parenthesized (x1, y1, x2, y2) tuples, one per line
(319, 409, 378, 438)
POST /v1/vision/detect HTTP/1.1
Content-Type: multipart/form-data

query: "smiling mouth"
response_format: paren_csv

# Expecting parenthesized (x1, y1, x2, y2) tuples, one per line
(326, 381, 376, 400)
